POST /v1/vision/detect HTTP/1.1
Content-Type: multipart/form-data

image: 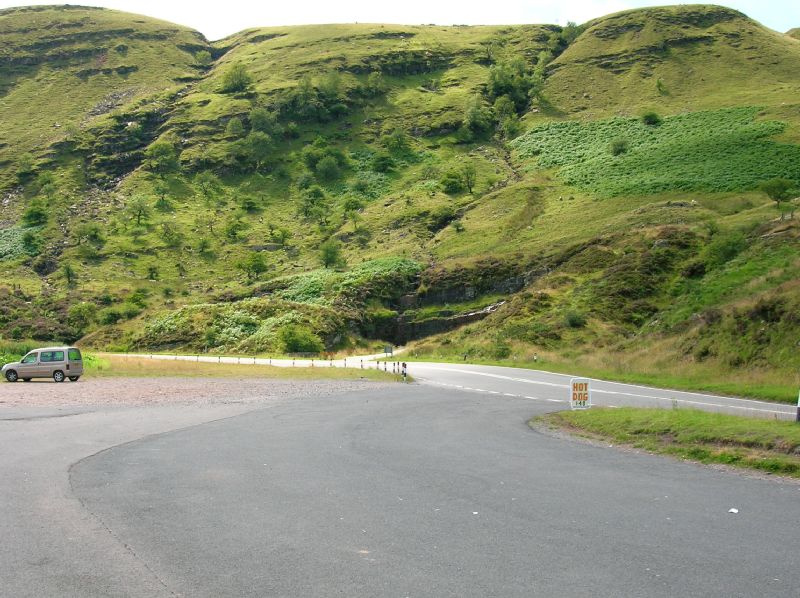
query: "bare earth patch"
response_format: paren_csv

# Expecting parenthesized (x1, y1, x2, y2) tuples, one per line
(0, 377, 394, 408)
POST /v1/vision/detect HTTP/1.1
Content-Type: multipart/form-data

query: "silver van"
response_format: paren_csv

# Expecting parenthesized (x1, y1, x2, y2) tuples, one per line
(2, 347, 84, 383)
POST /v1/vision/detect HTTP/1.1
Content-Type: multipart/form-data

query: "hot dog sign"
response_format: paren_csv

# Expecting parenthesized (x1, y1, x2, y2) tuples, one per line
(570, 378, 592, 410)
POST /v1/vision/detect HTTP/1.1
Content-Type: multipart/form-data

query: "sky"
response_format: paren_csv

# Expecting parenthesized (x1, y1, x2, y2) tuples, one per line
(1, 0, 798, 40)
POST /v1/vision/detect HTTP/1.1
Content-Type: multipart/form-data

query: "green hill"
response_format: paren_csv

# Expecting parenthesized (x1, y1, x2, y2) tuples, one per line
(1, 4, 798, 400)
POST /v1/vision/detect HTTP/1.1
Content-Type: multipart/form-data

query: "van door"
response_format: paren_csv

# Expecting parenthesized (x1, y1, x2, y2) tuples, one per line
(67, 348, 83, 376)
(17, 352, 39, 378)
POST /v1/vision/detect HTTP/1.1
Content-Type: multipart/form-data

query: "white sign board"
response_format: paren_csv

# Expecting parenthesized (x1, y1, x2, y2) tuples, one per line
(570, 378, 592, 410)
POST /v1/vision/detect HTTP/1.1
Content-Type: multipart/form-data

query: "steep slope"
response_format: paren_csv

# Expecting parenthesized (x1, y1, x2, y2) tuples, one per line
(0, 5, 798, 398)
(542, 5, 800, 117)
(0, 5, 208, 184)
(788, 28, 800, 40)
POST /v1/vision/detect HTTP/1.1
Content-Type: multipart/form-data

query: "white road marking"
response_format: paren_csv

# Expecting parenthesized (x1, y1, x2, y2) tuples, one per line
(414, 366, 792, 416)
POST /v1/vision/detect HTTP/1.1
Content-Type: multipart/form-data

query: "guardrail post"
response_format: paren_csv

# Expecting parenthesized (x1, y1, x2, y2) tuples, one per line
(361, 360, 364, 369)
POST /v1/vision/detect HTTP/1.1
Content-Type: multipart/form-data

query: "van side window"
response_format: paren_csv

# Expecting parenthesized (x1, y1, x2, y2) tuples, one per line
(41, 351, 53, 363)
(68, 349, 82, 361)
(21, 353, 38, 364)
(52, 351, 64, 362)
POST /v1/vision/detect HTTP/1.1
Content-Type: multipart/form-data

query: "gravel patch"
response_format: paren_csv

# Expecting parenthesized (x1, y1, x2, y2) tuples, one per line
(0, 378, 395, 408)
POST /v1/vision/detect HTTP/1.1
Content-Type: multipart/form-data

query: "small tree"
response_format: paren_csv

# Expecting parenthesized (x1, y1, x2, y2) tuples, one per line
(382, 128, 409, 152)
(242, 131, 273, 171)
(343, 196, 364, 230)
(161, 222, 184, 248)
(300, 186, 326, 219)
(221, 63, 253, 94)
(320, 238, 344, 269)
(271, 227, 292, 247)
(364, 71, 386, 97)
(67, 302, 97, 332)
(74, 222, 105, 247)
(226, 117, 245, 137)
(195, 171, 223, 203)
(126, 195, 151, 226)
(144, 140, 180, 178)
(62, 262, 77, 288)
(237, 252, 268, 282)
(759, 178, 796, 220)
(460, 163, 477, 194)
(249, 107, 279, 135)
(315, 155, 340, 181)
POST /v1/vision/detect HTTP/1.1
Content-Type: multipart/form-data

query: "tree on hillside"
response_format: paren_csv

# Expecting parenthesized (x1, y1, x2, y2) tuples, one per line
(126, 194, 151, 226)
(460, 163, 477, 194)
(242, 131, 273, 171)
(320, 238, 344, 269)
(144, 140, 180, 178)
(236, 252, 268, 282)
(226, 117, 245, 137)
(62, 262, 77, 288)
(22, 201, 48, 227)
(221, 63, 253, 94)
(195, 171, 223, 204)
(299, 186, 327, 219)
(343, 196, 364, 230)
(249, 107, 281, 136)
(759, 178, 796, 220)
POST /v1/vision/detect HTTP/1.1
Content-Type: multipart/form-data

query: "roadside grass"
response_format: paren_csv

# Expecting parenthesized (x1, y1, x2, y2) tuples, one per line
(85, 353, 398, 381)
(537, 408, 800, 478)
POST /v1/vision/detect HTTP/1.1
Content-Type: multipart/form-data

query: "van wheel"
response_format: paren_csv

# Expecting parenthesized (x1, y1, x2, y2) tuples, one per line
(53, 370, 65, 383)
(69, 376, 80, 382)
(5, 370, 18, 382)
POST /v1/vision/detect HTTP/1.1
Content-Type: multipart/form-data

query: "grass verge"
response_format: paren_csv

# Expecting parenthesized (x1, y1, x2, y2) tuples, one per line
(537, 408, 800, 478)
(88, 354, 398, 381)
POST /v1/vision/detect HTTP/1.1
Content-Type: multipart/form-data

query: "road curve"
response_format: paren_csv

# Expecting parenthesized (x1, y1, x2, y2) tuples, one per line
(69, 386, 800, 597)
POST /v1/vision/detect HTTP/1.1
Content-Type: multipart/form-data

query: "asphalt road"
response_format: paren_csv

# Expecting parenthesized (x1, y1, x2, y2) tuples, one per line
(54, 386, 799, 597)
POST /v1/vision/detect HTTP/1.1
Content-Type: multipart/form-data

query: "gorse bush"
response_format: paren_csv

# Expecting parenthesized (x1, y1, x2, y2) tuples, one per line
(512, 107, 800, 197)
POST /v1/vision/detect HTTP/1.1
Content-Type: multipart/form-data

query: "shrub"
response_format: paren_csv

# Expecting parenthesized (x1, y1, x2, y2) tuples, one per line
(320, 238, 344, 269)
(440, 170, 465, 194)
(195, 50, 212, 66)
(610, 138, 629, 156)
(220, 63, 253, 94)
(226, 117, 245, 137)
(642, 111, 662, 126)
(565, 311, 587, 328)
(372, 153, 395, 173)
(98, 308, 122, 325)
(315, 155, 341, 181)
(22, 202, 48, 227)
(279, 324, 324, 353)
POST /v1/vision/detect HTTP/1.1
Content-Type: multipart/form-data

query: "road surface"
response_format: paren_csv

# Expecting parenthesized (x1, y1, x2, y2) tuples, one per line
(3, 382, 799, 597)
(113, 352, 797, 420)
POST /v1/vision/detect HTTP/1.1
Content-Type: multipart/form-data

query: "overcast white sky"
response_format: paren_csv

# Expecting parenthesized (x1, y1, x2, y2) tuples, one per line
(2, 0, 798, 40)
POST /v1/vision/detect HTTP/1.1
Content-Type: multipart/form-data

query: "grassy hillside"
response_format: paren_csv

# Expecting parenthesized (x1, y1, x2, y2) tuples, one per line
(0, 4, 798, 398)
(0, 5, 208, 183)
